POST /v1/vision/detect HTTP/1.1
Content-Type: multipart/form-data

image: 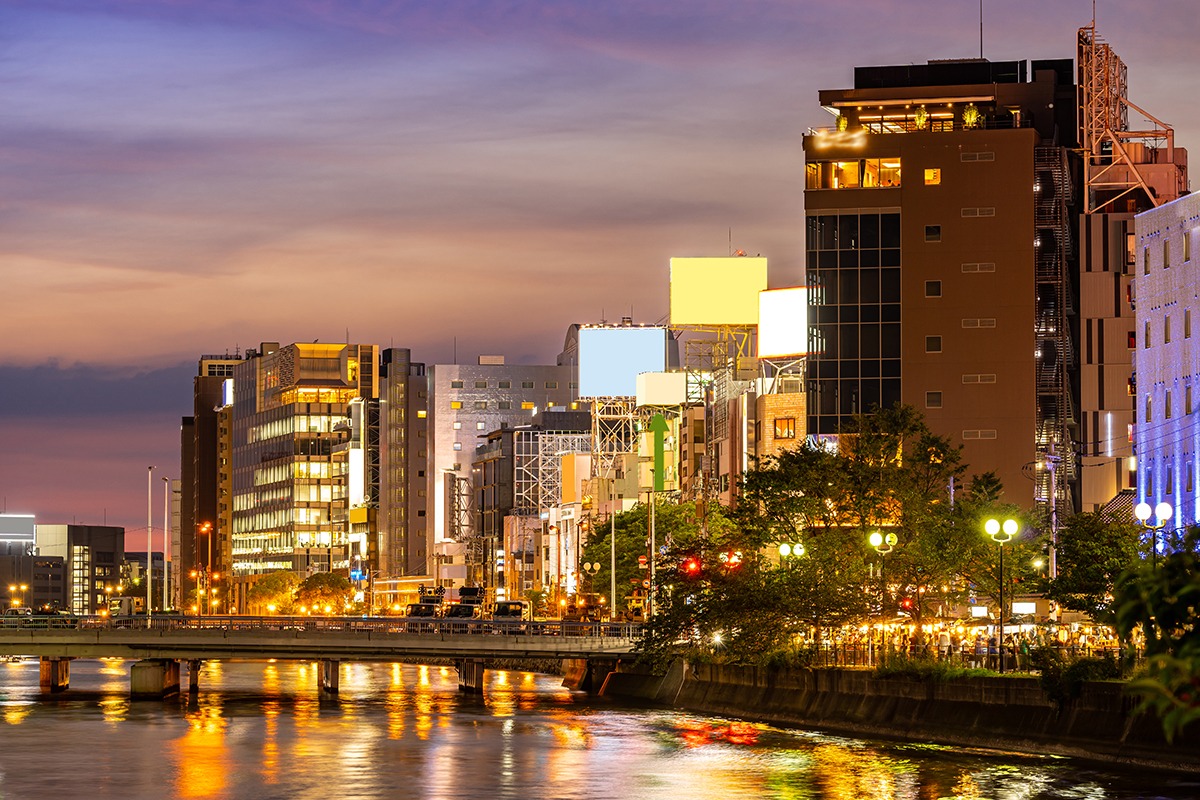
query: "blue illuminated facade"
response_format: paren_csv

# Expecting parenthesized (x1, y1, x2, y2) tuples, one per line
(1134, 192, 1200, 529)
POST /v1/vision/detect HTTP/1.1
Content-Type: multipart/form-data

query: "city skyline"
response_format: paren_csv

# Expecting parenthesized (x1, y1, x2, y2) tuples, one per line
(2, 0, 1196, 542)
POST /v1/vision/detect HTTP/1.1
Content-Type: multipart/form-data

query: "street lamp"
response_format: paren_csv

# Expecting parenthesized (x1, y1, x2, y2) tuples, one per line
(868, 531, 897, 621)
(984, 517, 1019, 673)
(1133, 501, 1173, 567)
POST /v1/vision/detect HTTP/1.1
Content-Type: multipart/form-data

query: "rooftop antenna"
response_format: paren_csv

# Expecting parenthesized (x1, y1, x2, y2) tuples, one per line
(728, 227, 732, 256)
(453, 336, 457, 364)
(979, 0, 984, 59)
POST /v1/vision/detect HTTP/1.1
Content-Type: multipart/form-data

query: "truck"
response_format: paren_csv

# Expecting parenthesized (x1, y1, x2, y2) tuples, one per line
(443, 587, 484, 632)
(490, 600, 530, 633)
(404, 588, 444, 632)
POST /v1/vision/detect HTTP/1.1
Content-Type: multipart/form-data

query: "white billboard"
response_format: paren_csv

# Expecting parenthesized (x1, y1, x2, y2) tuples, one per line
(579, 327, 669, 398)
(636, 372, 687, 407)
(757, 287, 809, 358)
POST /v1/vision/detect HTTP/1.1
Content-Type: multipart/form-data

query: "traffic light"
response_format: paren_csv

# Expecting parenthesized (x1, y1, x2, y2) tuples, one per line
(680, 556, 702, 578)
(898, 596, 915, 614)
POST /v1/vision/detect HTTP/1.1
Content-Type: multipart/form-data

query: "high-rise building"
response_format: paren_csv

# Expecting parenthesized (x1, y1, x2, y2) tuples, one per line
(228, 342, 378, 577)
(427, 356, 576, 591)
(1076, 25, 1188, 512)
(180, 352, 245, 596)
(378, 348, 428, 578)
(804, 56, 1079, 508)
(804, 28, 1187, 518)
(1133, 192, 1200, 527)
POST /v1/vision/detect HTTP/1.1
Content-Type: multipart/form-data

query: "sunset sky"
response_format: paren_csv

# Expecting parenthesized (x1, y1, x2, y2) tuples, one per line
(1, 0, 1195, 546)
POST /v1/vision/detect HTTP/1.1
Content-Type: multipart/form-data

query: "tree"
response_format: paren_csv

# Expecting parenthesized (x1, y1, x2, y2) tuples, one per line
(1114, 528, 1200, 741)
(247, 571, 301, 614)
(296, 572, 353, 614)
(1048, 511, 1142, 624)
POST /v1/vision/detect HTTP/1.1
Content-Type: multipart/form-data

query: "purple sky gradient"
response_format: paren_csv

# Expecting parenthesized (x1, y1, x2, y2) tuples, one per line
(1, 0, 1194, 548)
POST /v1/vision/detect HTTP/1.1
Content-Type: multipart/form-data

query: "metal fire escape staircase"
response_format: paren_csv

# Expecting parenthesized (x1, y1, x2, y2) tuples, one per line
(1034, 145, 1078, 513)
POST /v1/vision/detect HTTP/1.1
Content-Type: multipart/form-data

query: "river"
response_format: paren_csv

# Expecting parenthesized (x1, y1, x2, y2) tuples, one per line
(0, 658, 1193, 799)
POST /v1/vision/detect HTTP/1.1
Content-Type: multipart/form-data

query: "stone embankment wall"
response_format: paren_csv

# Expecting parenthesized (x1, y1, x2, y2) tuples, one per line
(599, 662, 1200, 771)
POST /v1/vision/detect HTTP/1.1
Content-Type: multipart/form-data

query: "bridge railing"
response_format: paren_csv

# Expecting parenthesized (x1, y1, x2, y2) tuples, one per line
(1, 614, 642, 640)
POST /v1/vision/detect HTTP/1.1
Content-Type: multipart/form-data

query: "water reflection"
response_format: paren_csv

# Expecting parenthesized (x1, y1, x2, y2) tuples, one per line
(0, 659, 1189, 799)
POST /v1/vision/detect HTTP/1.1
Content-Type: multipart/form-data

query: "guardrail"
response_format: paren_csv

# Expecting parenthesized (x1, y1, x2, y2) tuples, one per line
(0, 614, 642, 640)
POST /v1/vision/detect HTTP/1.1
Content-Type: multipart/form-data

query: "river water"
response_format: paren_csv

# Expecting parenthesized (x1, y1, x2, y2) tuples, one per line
(0, 658, 1193, 800)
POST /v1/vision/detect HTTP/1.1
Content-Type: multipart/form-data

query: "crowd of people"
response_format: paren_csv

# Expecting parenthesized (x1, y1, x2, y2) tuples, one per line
(804, 624, 1123, 670)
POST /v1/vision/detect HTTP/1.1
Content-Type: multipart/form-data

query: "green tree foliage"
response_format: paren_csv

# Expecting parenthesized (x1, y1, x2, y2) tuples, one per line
(1114, 528, 1200, 741)
(247, 571, 301, 613)
(1048, 511, 1142, 624)
(296, 572, 354, 614)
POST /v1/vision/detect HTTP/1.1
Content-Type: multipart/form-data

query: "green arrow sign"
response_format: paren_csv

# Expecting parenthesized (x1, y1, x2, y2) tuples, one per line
(650, 413, 669, 493)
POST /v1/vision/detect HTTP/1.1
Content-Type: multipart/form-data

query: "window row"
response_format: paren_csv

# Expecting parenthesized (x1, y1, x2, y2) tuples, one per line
(1143, 310, 1193, 348)
(449, 400, 568, 411)
(1145, 462, 1197, 496)
(806, 158, 901, 190)
(1143, 386, 1197, 423)
(448, 380, 570, 389)
(1144, 230, 1194, 273)
(806, 213, 901, 251)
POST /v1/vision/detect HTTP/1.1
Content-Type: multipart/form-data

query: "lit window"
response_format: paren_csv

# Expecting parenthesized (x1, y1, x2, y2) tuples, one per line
(1146, 395, 1152, 422)
(925, 335, 943, 353)
(450, 401, 463, 410)
(474, 401, 487, 410)
(416, 410, 427, 419)
(774, 418, 796, 439)
(1144, 248, 1150, 275)
(476, 422, 486, 430)
(1128, 330, 1137, 349)
(925, 225, 941, 242)
(453, 442, 462, 451)
(925, 391, 943, 409)
(1186, 231, 1192, 263)
(521, 401, 535, 410)
(452, 421, 462, 430)
(925, 280, 942, 298)
(924, 168, 941, 185)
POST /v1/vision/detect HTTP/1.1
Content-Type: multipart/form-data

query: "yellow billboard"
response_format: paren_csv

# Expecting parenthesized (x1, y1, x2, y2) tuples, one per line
(669, 257, 768, 326)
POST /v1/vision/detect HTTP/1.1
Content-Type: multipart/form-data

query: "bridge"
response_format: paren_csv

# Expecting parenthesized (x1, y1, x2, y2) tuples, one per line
(0, 615, 641, 697)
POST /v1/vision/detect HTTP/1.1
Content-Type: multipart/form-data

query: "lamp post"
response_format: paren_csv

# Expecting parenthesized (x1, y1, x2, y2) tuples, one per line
(161, 476, 170, 612)
(984, 517, 1019, 673)
(147, 465, 154, 624)
(868, 530, 897, 619)
(1133, 501, 1173, 568)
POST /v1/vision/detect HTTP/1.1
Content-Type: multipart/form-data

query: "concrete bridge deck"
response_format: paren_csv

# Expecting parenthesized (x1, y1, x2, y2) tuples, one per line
(0, 615, 640, 696)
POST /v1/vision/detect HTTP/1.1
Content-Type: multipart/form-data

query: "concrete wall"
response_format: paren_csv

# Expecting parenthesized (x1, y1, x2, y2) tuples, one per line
(601, 662, 1200, 772)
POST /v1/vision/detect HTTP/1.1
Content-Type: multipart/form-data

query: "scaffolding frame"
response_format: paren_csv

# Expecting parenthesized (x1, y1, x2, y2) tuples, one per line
(590, 398, 639, 481)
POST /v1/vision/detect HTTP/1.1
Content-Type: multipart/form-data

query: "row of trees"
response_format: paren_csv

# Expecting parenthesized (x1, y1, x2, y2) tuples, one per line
(245, 571, 355, 614)
(581, 406, 1159, 666)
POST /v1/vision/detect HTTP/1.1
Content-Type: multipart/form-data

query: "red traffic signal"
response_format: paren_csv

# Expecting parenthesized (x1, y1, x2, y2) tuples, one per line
(899, 596, 914, 613)
(680, 557, 702, 577)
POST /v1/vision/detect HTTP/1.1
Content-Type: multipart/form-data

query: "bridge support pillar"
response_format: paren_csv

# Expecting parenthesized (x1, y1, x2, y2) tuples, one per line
(187, 660, 202, 693)
(131, 659, 181, 698)
(562, 657, 619, 693)
(320, 660, 340, 694)
(456, 658, 485, 694)
(39, 657, 71, 693)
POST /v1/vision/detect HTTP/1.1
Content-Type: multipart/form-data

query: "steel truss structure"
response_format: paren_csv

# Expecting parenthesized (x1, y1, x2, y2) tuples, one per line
(1078, 25, 1185, 213)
